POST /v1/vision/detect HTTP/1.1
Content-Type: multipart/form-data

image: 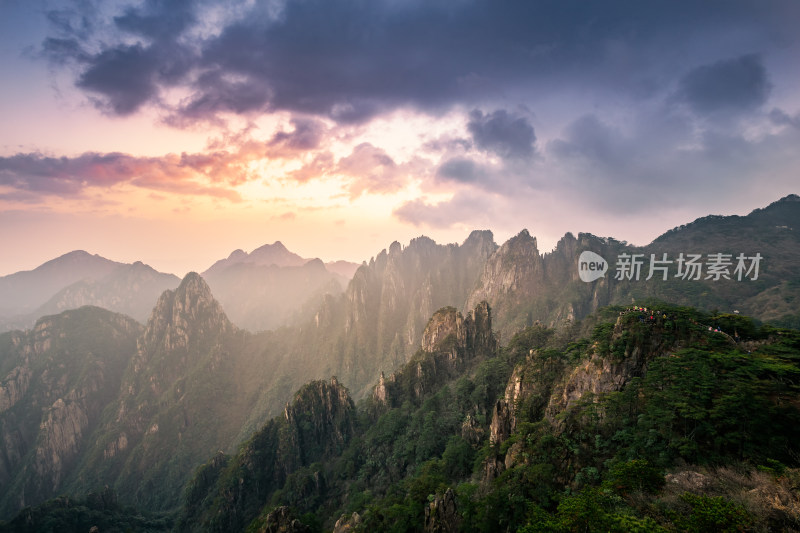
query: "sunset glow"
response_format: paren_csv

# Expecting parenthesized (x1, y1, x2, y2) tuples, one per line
(2, 1, 799, 276)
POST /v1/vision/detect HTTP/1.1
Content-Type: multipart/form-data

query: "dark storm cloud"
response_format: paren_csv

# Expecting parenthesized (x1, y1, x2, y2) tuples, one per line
(549, 115, 625, 168)
(76, 44, 162, 115)
(467, 109, 536, 159)
(676, 54, 771, 116)
(437, 158, 484, 184)
(770, 108, 800, 129)
(40, 0, 798, 122)
(544, 104, 800, 215)
(113, 0, 196, 41)
(268, 118, 326, 152)
(43, 0, 195, 115)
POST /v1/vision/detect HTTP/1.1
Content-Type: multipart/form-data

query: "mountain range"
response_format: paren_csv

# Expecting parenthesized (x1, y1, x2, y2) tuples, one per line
(0, 243, 361, 334)
(0, 194, 798, 528)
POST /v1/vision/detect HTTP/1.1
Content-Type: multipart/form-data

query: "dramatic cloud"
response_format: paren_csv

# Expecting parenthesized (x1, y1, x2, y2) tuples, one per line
(3, 0, 798, 274)
(268, 117, 327, 154)
(549, 115, 626, 170)
(0, 150, 252, 201)
(467, 109, 536, 159)
(544, 105, 800, 214)
(40, 1, 799, 124)
(437, 157, 486, 184)
(675, 54, 771, 116)
(76, 44, 163, 115)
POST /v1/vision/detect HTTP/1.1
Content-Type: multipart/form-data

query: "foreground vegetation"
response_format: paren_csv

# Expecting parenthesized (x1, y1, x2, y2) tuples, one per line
(4, 301, 800, 531)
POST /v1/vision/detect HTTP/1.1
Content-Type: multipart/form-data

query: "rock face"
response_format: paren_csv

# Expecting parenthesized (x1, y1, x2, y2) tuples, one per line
(489, 350, 565, 446)
(486, 311, 688, 479)
(421, 301, 496, 359)
(424, 488, 460, 533)
(373, 302, 497, 407)
(299, 230, 498, 400)
(0, 307, 141, 518)
(466, 230, 619, 339)
(284, 377, 356, 463)
(545, 315, 664, 420)
(0, 364, 31, 414)
(467, 229, 544, 313)
(333, 512, 362, 532)
(140, 272, 234, 355)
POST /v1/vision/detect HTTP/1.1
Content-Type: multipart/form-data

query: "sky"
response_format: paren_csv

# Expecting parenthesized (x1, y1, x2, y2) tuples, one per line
(1, 0, 799, 277)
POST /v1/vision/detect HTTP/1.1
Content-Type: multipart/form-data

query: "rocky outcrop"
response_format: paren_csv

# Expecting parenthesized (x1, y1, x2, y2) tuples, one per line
(373, 302, 497, 407)
(467, 229, 543, 312)
(421, 302, 496, 360)
(489, 399, 514, 445)
(461, 414, 484, 445)
(284, 377, 355, 461)
(465, 230, 618, 337)
(34, 395, 90, 488)
(254, 506, 311, 533)
(489, 349, 564, 446)
(424, 488, 460, 533)
(373, 371, 391, 405)
(0, 365, 32, 414)
(333, 512, 362, 532)
(67, 273, 254, 514)
(545, 316, 661, 421)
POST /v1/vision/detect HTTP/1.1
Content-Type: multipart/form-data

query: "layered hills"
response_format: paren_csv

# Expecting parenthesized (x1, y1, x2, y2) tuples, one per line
(0, 253, 180, 333)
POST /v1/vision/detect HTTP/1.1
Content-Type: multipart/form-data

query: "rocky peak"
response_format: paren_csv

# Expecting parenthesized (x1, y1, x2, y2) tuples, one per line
(249, 241, 305, 267)
(463, 229, 495, 248)
(508, 229, 538, 253)
(421, 302, 496, 359)
(421, 307, 465, 354)
(302, 257, 326, 272)
(284, 377, 355, 457)
(228, 249, 247, 261)
(466, 230, 543, 315)
(373, 302, 497, 407)
(141, 272, 233, 353)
